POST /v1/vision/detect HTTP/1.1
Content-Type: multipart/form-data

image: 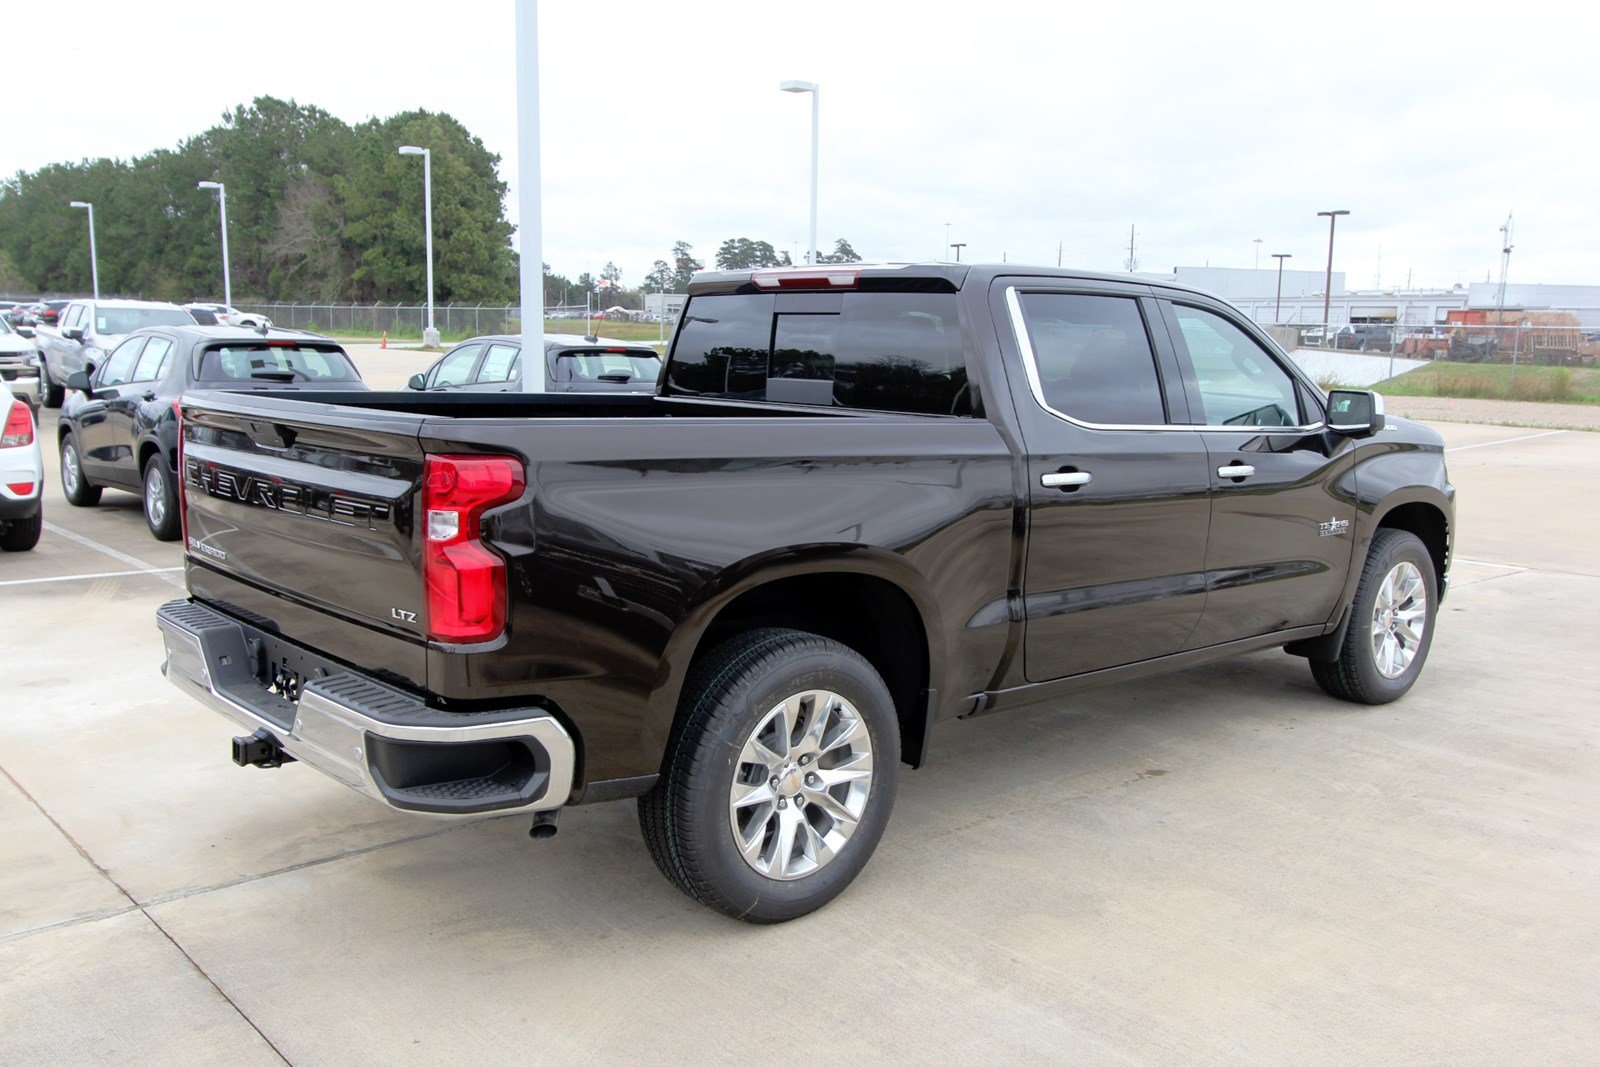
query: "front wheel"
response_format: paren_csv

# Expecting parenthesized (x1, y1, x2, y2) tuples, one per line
(638, 628, 900, 923)
(1311, 529, 1437, 704)
(39, 359, 63, 408)
(59, 432, 101, 507)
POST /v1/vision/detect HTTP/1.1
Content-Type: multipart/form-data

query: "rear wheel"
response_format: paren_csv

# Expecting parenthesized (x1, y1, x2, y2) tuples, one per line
(59, 432, 101, 507)
(143, 455, 179, 541)
(638, 628, 900, 923)
(1311, 528, 1437, 704)
(38, 359, 62, 408)
(0, 510, 41, 552)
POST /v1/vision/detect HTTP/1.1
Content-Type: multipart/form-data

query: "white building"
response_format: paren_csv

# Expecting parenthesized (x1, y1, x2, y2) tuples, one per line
(1138, 266, 1600, 328)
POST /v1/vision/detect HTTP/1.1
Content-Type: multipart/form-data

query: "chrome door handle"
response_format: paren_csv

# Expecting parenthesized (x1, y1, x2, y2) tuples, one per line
(1041, 471, 1092, 489)
(1217, 464, 1256, 479)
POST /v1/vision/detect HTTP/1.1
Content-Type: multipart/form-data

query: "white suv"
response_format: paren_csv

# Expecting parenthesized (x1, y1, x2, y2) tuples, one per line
(0, 379, 42, 551)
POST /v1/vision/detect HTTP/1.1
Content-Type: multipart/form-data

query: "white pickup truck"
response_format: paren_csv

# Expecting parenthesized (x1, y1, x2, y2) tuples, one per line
(34, 299, 194, 407)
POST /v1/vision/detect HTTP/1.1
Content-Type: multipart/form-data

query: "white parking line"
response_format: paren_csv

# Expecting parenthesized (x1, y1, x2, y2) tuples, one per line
(0, 567, 185, 588)
(1446, 429, 1566, 453)
(1452, 557, 1528, 572)
(42, 522, 185, 588)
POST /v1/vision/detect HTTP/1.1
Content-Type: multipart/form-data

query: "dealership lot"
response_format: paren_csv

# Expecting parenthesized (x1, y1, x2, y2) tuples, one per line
(2, 370, 1597, 1062)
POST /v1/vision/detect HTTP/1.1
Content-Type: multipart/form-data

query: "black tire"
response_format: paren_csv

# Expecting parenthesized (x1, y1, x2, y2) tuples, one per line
(38, 359, 63, 408)
(638, 627, 901, 923)
(1311, 529, 1437, 704)
(59, 431, 101, 507)
(142, 455, 180, 541)
(0, 510, 42, 552)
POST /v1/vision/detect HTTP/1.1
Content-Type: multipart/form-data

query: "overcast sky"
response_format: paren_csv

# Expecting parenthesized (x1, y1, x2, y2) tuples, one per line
(12, 0, 1598, 292)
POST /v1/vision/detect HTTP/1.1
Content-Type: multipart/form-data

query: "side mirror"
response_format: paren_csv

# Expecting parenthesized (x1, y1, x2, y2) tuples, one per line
(407, 373, 427, 391)
(66, 371, 93, 393)
(1327, 388, 1386, 436)
(63, 326, 84, 341)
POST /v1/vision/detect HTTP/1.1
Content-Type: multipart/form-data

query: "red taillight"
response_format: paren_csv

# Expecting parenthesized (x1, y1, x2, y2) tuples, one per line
(751, 268, 860, 290)
(6, 482, 34, 495)
(1, 401, 33, 447)
(422, 454, 525, 642)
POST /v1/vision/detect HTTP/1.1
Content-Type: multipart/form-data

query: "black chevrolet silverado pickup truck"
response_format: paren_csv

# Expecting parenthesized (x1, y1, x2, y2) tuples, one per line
(158, 264, 1453, 922)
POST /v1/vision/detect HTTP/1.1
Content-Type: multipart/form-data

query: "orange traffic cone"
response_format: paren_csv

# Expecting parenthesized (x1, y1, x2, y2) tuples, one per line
(381, 331, 388, 349)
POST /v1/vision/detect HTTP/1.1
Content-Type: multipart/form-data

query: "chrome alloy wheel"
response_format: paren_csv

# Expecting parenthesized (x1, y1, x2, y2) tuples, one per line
(728, 689, 874, 881)
(1370, 561, 1427, 679)
(62, 443, 82, 494)
(145, 466, 167, 526)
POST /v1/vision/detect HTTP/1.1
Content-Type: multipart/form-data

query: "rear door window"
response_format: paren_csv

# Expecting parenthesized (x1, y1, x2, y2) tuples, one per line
(474, 343, 519, 383)
(666, 292, 968, 414)
(1014, 293, 1169, 425)
(132, 337, 174, 382)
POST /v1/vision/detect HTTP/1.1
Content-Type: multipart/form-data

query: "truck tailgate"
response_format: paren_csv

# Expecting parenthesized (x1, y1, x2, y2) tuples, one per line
(180, 396, 428, 681)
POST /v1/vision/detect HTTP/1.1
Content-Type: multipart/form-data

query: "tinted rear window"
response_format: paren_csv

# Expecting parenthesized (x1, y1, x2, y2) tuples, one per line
(558, 350, 661, 383)
(666, 292, 968, 414)
(198, 344, 359, 383)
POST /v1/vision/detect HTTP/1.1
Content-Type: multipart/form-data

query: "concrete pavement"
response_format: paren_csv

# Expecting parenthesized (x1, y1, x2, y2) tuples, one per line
(2, 410, 1596, 1064)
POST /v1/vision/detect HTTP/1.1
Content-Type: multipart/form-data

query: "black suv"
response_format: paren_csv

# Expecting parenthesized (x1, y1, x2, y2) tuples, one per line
(59, 325, 368, 540)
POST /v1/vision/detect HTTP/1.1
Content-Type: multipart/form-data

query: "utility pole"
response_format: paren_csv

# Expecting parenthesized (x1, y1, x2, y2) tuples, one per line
(1271, 253, 1292, 323)
(1057, 241, 1064, 267)
(1124, 224, 1138, 273)
(1316, 210, 1350, 329)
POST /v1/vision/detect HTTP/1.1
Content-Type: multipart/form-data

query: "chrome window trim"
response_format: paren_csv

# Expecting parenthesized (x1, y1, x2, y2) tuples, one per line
(1004, 285, 1326, 434)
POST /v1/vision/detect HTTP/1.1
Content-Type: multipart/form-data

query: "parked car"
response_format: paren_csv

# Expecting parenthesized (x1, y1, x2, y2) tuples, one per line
(158, 263, 1453, 922)
(59, 325, 368, 540)
(36, 299, 70, 327)
(1332, 324, 1394, 351)
(0, 378, 42, 552)
(0, 315, 39, 402)
(183, 303, 273, 329)
(35, 299, 196, 408)
(406, 334, 662, 394)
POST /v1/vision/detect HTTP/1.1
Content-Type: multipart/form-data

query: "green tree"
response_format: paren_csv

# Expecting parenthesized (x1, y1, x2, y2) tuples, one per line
(668, 241, 702, 291)
(818, 238, 862, 264)
(715, 237, 788, 270)
(643, 260, 673, 292)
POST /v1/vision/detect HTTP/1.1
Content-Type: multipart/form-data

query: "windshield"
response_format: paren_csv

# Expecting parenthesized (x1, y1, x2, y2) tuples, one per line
(95, 307, 195, 334)
(558, 350, 662, 382)
(0, 319, 11, 335)
(198, 344, 359, 383)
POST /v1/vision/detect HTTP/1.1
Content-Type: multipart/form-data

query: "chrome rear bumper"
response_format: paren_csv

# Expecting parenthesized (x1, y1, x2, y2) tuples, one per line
(157, 599, 575, 816)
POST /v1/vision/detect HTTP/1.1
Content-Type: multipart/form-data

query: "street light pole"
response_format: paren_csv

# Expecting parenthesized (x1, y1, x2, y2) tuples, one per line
(1316, 209, 1350, 329)
(1253, 238, 1263, 270)
(950, 242, 966, 262)
(1271, 253, 1291, 323)
(778, 80, 819, 266)
(196, 181, 231, 311)
(69, 201, 98, 300)
(398, 145, 438, 346)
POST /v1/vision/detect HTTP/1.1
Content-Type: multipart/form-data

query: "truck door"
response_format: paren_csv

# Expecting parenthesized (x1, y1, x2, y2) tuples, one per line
(995, 281, 1213, 682)
(1156, 300, 1359, 647)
